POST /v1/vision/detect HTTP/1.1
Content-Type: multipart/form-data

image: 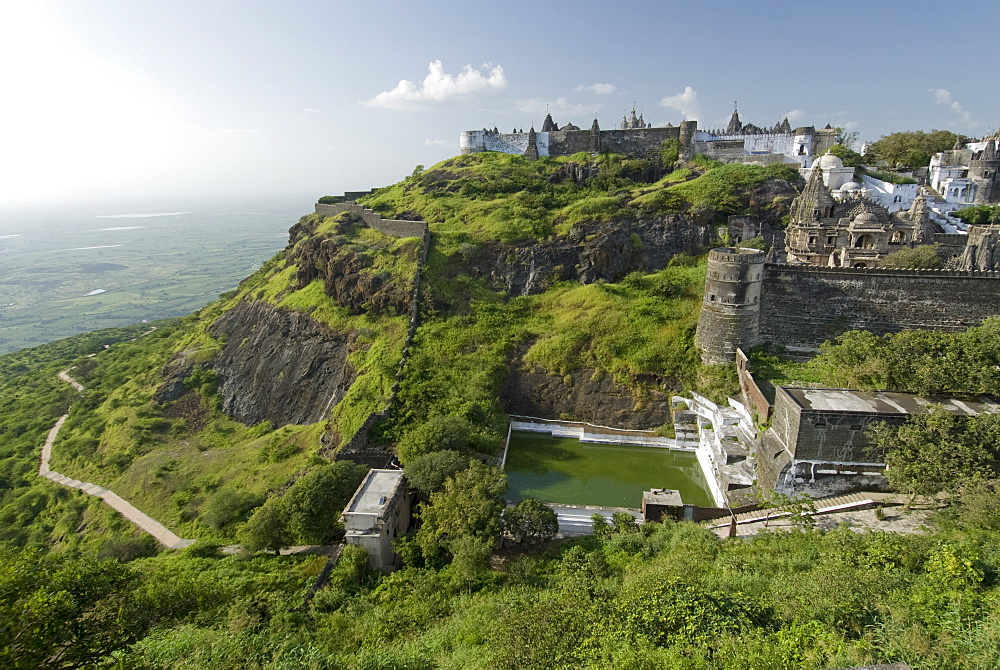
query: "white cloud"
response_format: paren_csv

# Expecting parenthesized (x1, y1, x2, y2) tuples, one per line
(575, 83, 616, 95)
(363, 60, 507, 110)
(929, 88, 976, 127)
(222, 128, 260, 134)
(422, 139, 451, 146)
(659, 86, 700, 121)
(511, 96, 600, 121)
(786, 109, 807, 122)
(303, 107, 321, 113)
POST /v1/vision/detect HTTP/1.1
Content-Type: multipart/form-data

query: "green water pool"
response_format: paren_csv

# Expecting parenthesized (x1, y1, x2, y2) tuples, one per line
(504, 431, 715, 508)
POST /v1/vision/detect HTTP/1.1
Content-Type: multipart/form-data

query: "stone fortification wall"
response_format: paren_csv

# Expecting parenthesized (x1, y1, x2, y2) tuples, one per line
(760, 265, 1000, 348)
(463, 124, 691, 160)
(596, 126, 681, 158)
(315, 202, 427, 239)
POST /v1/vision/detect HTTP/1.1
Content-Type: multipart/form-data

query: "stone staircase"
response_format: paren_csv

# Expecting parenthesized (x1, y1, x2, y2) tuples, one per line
(711, 491, 877, 528)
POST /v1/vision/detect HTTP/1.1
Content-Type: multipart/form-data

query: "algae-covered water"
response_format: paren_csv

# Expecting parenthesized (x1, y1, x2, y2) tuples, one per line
(505, 431, 715, 508)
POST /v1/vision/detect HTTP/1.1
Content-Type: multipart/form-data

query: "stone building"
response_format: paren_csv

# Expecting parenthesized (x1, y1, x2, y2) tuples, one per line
(460, 106, 835, 167)
(341, 469, 412, 572)
(784, 162, 932, 268)
(929, 132, 1000, 207)
(761, 386, 1000, 496)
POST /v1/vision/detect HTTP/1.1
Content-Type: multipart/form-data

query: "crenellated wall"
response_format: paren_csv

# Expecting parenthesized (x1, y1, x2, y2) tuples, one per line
(760, 264, 1000, 348)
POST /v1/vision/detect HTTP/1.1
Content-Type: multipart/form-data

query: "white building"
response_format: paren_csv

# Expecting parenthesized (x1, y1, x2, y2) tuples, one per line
(341, 469, 412, 572)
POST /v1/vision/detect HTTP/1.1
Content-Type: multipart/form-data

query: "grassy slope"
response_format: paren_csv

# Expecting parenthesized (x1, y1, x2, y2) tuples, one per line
(3, 152, 795, 546)
(42, 214, 417, 543)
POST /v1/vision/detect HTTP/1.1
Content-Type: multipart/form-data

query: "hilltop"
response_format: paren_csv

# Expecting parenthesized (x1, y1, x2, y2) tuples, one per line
(5, 150, 1000, 668)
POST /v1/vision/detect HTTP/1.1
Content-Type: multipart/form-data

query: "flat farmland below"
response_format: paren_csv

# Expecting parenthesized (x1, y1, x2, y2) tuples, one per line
(0, 197, 310, 353)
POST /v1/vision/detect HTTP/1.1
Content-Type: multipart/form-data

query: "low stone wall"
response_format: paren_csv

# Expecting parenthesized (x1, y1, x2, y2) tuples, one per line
(333, 220, 431, 467)
(315, 202, 427, 239)
(736, 349, 771, 422)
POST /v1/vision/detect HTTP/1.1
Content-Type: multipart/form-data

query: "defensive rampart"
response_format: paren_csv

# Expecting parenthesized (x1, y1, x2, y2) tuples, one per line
(315, 202, 427, 239)
(760, 264, 1000, 348)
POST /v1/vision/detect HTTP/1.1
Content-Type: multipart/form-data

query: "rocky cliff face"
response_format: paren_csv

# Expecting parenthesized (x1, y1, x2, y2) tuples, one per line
(453, 215, 713, 298)
(500, 362, 673, 429)
(500, 341, 674, 429)
(207, 300, 357, 427)
(286, 214, 414, 315)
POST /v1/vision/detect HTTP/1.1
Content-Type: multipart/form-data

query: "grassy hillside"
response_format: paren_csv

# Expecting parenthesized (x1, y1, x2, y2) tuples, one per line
(1, 152, 793, 547)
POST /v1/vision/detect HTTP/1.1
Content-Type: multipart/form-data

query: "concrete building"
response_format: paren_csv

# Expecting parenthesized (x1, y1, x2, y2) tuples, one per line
(762, 387, 1000, 496)
(341, 469, 412, 572)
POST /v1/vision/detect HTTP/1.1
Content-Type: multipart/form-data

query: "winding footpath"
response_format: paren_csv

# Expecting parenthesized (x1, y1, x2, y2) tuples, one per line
(40, 368, 195, 549)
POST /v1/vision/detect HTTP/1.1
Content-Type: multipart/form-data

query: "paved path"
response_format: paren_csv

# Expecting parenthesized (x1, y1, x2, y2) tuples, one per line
(40, 369, 195, 549)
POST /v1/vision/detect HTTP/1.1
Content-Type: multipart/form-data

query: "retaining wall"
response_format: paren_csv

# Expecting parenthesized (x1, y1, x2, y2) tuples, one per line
(760, 264, 1000, 348)
(315, 202, 428, 239)
(320, 202, 430, 466)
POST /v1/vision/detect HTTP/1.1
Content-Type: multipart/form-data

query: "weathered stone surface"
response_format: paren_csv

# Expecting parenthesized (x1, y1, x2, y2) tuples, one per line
(455, 215, 713, 298)
(500, 358, 673, 430)
(208, 300, 356, 427)
(289, 224, 414, 316)
(760, 266, 1000, 348)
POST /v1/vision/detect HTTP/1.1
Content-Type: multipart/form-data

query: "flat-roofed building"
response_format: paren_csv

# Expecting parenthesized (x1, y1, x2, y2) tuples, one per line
(760, 387, 1000, 495)
(341, 469, 412, 572)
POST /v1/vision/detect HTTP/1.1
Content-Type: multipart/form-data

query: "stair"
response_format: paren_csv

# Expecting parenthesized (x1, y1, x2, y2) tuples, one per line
(712, 492, 876, 528)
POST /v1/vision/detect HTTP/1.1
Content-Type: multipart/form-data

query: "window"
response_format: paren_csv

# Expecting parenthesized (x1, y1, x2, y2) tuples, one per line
(827, 236, 836, 245)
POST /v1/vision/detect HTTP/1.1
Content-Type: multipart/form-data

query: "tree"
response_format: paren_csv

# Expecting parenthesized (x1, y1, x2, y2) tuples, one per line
(398, 414, 484, 463)
(953, 204, 1000, 227)
(880, 243, 942, 269)
(826, 143, 864, 168)
(834, 128, 861, 151)
(611, 511, 639, 534)
(865, 130, 959, 169)
(416, 461, 507, 560)
(404, 450, 471, 495)
(237, 497, 290, 554)
(591, 513, 612, 540)
(202, 487, 265, 532)
(0, 547, 150, 669)
(283, 461, 369, 544)
(503, 498, 559, 544)
(868, 406, 1000, 499)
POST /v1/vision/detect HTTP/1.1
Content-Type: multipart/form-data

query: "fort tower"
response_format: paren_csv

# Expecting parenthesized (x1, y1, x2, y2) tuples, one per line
(695, 247, 765, 365)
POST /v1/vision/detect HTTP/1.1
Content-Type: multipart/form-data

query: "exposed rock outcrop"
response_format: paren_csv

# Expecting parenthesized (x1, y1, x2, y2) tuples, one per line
(207, 300, 356, 427)
(286, 214, 414, 315)
(501, 361, 673, 429)
(455, 215, 713, 298)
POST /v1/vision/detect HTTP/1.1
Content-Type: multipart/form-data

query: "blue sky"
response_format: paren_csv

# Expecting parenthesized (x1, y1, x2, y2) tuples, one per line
(2, 0, 997, 206)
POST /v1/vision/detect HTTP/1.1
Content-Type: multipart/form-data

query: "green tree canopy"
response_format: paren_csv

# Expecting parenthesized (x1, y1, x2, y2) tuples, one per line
(398, 414, 491, 464)
(865, 130, 959, 169)
(404, 450, 472, 495)
(879, 243, 942, 269)
(953, 205, 1000, 227)
(502, 498, 559, 544)
(237, 497, 290, 554)
(417, 460, 507, 561)
(868, 406, 1000, 497)
(283, 461, 369, 544)
(826, 143, 865, 168)
(0, 547, 148, 669)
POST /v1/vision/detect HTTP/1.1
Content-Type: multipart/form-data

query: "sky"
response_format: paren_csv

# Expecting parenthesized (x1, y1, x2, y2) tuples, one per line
(1, 0, 998, 207)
